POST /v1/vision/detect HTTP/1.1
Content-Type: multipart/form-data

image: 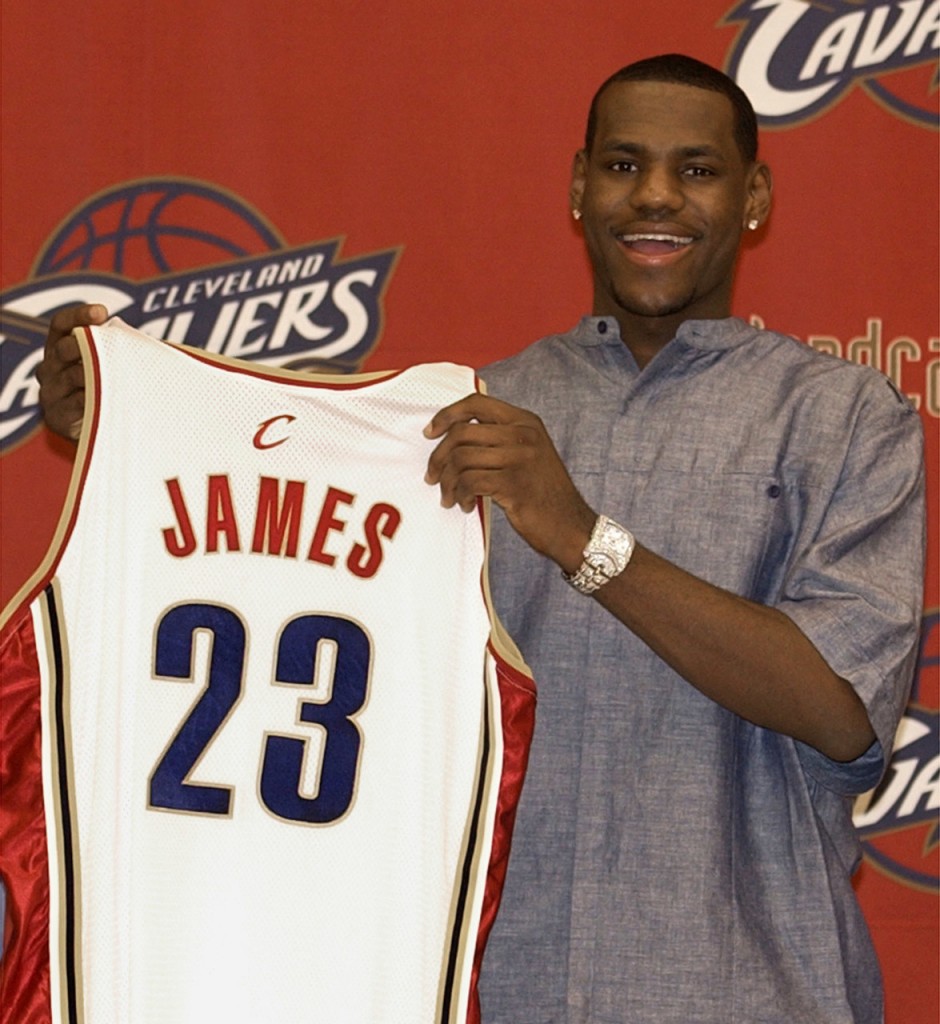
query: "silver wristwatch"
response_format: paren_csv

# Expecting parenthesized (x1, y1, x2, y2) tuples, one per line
(563, 514, 635, 595)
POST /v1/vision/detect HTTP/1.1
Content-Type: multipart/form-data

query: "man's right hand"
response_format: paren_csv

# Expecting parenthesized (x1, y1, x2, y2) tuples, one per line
(36, 304, 109, 439)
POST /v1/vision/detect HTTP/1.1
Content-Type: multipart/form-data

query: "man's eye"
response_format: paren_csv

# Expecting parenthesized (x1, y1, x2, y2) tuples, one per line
(609, 161, 637, 172)
(684, 166, 715, 177)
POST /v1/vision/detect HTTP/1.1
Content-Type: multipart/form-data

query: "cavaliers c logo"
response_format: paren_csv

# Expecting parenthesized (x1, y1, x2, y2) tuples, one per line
(253, 415, 297, 450)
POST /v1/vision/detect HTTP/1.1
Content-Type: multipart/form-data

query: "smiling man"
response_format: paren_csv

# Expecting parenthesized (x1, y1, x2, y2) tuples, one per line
(423, 55, 925, 1023)
(33, 54, 926, 1024)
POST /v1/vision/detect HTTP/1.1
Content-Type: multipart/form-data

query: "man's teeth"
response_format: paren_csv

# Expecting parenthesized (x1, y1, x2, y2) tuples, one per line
(621, 233, 694, 247)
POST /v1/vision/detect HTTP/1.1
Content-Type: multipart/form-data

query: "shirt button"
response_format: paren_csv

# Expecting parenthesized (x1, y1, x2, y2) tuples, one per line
(598, 321, 608, 334)
(767, 484, 781, 498)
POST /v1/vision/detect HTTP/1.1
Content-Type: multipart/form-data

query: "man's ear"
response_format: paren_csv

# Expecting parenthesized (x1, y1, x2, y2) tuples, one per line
(745, 161, 773, 228)
(570, 149, 588, 216)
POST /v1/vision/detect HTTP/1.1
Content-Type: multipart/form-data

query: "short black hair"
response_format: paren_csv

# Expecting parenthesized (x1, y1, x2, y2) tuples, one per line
(584, 53, 759, 163)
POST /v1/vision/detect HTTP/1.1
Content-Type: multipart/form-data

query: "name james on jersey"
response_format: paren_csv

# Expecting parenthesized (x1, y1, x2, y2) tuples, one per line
(162, 473, 403, 579)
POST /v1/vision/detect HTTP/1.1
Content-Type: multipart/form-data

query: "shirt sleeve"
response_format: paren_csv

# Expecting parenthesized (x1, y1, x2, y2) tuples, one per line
(775, 376, 926, 796)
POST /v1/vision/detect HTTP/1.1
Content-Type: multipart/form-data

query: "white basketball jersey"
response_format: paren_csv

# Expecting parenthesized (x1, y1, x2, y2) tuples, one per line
(0, 319, 535, 1024)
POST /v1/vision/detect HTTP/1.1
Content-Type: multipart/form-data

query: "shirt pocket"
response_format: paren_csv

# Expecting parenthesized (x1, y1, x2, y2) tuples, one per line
(592, 455, 798, 603)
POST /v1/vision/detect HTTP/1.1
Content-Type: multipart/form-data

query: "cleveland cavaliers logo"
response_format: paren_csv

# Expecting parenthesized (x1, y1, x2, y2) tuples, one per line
(0, 178, 398, 452)
(724, 0, 939, 127)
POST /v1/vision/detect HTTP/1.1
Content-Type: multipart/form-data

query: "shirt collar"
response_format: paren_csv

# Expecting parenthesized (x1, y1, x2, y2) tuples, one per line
(571, 315, 756, 352)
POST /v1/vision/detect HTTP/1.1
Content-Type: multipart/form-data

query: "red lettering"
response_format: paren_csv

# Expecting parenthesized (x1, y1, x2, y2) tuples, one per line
(206, 475, 241, 553)
(307, 486, 354, 565)
(252, 477, 305, 556)
(162, 478, 197, 557)
(159, 473, 401, 570)
(347, 503, 402, 579)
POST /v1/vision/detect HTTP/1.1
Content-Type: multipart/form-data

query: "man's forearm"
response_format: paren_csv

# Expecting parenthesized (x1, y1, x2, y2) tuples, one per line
(583, 541, 875, 762)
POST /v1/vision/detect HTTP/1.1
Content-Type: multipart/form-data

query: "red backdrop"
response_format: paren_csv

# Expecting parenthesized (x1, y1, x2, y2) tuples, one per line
(2, 2, 937, 1020)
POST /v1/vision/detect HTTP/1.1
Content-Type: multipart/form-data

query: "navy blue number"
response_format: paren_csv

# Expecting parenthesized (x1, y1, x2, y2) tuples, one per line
(149, 603, 245, 815)
(149, 605, 370, 824)
(261, 615, 371, 824)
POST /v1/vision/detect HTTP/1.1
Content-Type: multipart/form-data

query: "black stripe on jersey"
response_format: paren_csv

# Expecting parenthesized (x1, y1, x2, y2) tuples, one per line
(46, 583, 81, 1024)
(439, 685, 492, 1022)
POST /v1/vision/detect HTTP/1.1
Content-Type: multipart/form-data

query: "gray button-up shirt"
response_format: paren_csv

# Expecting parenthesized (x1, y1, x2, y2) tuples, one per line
(478, 316, 925, 1024)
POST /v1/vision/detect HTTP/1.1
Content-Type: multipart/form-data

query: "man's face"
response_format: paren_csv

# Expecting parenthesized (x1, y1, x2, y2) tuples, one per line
(570, 80, 771, 331)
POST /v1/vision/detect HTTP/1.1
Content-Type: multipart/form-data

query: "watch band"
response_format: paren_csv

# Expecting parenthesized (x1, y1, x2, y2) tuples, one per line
(563, 514, 635, 595)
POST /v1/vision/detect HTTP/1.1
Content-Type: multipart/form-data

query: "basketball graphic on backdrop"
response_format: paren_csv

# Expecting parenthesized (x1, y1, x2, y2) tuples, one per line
(33, 179, 284, 279)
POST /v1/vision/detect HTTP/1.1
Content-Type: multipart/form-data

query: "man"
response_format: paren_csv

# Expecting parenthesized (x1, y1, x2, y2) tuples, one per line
(37, 55, 924, 1023)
